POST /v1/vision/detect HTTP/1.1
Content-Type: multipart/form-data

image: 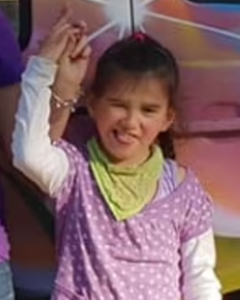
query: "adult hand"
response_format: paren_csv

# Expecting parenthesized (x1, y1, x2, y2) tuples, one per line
(38, 6, 76, 64)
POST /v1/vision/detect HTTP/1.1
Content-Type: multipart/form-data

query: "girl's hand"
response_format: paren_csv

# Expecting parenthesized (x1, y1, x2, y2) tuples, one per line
(53, 23, 92, 100)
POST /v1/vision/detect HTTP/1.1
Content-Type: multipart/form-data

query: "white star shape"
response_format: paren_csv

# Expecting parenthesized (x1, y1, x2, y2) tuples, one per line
(80, 0, 240, 46)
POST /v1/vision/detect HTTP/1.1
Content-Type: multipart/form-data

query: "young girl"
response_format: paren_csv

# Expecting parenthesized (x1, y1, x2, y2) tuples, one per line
(11, 16, 221, 300)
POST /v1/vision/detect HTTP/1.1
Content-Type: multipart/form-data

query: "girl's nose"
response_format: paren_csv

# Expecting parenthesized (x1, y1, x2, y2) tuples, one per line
(121, 111, 139, 130)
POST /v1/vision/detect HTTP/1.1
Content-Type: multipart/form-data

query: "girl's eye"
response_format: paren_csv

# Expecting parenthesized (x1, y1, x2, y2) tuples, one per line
(112, 103, 124, 107)
(110, 102, 126, 108)
(107, 98, 128, 109)
(142, 106, 160, 114)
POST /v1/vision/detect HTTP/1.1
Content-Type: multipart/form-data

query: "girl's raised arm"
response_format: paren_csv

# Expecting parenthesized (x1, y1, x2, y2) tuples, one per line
(11, 12, 91, 196)
(12, 55, 69, 196)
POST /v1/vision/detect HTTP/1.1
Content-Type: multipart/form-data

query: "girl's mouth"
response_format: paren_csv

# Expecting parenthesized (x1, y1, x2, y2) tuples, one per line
(112, 129, 137, 145)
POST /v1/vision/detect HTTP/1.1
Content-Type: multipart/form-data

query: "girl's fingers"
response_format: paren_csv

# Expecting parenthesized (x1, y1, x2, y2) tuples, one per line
(81, 45, 92, 59)
(61, 0, 72, 16)
(53, 23, 72, 38)
(73, 20, 87, 34)
(62, 29, 80, 57)
(50, 23, 79, 48)
(45, 23, 71, 53)
(79, 20, 87, 31)
(52, 13, 70, 33)
(70, 35, 89, 59)
(53, 2, 72, 32)
(39, 24, 73, 60)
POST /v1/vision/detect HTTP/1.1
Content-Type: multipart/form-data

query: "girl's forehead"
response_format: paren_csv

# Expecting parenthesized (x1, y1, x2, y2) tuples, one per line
(102, 74, 168, 100)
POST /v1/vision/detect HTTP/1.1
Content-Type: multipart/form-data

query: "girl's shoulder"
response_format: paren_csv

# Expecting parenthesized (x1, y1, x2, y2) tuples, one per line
(162, 158, 210, 200)
(162, 159, 188, 190)
(161, 160, 213, 241)
(176, 164, 187, 184)
(164, 158, 195, 182)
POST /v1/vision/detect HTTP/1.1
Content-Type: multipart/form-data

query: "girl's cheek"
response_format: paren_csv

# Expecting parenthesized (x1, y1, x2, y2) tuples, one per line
(110, 107, 127, 120)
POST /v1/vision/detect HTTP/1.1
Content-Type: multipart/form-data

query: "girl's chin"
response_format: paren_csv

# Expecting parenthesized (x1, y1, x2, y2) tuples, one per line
(104, 146, 147, 166)
(105, 150, 136, 165)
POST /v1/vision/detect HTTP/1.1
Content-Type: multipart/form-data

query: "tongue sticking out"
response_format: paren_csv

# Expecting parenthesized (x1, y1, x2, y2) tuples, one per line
(114, 130, 136, 145)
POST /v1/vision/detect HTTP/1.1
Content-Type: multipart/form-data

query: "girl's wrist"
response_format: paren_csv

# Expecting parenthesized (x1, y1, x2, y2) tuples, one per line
(51, 83, 83, 112)
(51, 92, 78, 111)
(52, 81, 81, 101)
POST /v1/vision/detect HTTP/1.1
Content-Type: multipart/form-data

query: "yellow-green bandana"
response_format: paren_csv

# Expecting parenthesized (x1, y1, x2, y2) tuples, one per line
(87, 138, 164, 221)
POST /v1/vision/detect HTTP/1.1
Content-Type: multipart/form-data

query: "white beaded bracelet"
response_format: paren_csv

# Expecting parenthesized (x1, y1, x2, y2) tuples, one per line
(52, 92, 79, 112)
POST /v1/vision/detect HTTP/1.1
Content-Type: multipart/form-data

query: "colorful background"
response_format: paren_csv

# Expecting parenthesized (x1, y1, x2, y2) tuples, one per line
(26, 0, 240, 219)
(1, 0, 240, 297)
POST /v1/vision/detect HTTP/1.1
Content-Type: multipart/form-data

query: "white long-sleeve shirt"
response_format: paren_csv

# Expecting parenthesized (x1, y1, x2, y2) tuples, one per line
(12, 56, 69, 196)
(12, 56, 222, 300)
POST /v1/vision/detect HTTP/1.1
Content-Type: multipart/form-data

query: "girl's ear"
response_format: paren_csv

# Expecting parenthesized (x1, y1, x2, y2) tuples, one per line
(163, 108, 175, 132)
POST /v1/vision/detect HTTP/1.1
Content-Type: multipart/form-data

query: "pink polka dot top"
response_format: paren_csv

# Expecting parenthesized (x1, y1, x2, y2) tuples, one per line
(52, 139, 212, 300)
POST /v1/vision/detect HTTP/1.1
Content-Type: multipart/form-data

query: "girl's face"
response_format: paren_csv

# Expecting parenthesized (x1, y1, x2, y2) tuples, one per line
(88, 76, 174, 166)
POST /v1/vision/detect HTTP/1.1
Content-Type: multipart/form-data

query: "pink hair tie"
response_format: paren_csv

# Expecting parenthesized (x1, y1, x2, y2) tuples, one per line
(133, 32, 145, 42)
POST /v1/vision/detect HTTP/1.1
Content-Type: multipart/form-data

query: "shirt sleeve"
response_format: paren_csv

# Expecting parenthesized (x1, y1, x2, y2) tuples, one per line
(12, 56, 69, 196)
(52, 139, 84, 216)
(180, 229, 222, 300)
(180, 175, 213, 243)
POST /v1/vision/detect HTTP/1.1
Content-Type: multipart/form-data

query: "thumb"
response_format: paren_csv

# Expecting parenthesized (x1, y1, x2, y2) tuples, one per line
(61, 28, 80, 58)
